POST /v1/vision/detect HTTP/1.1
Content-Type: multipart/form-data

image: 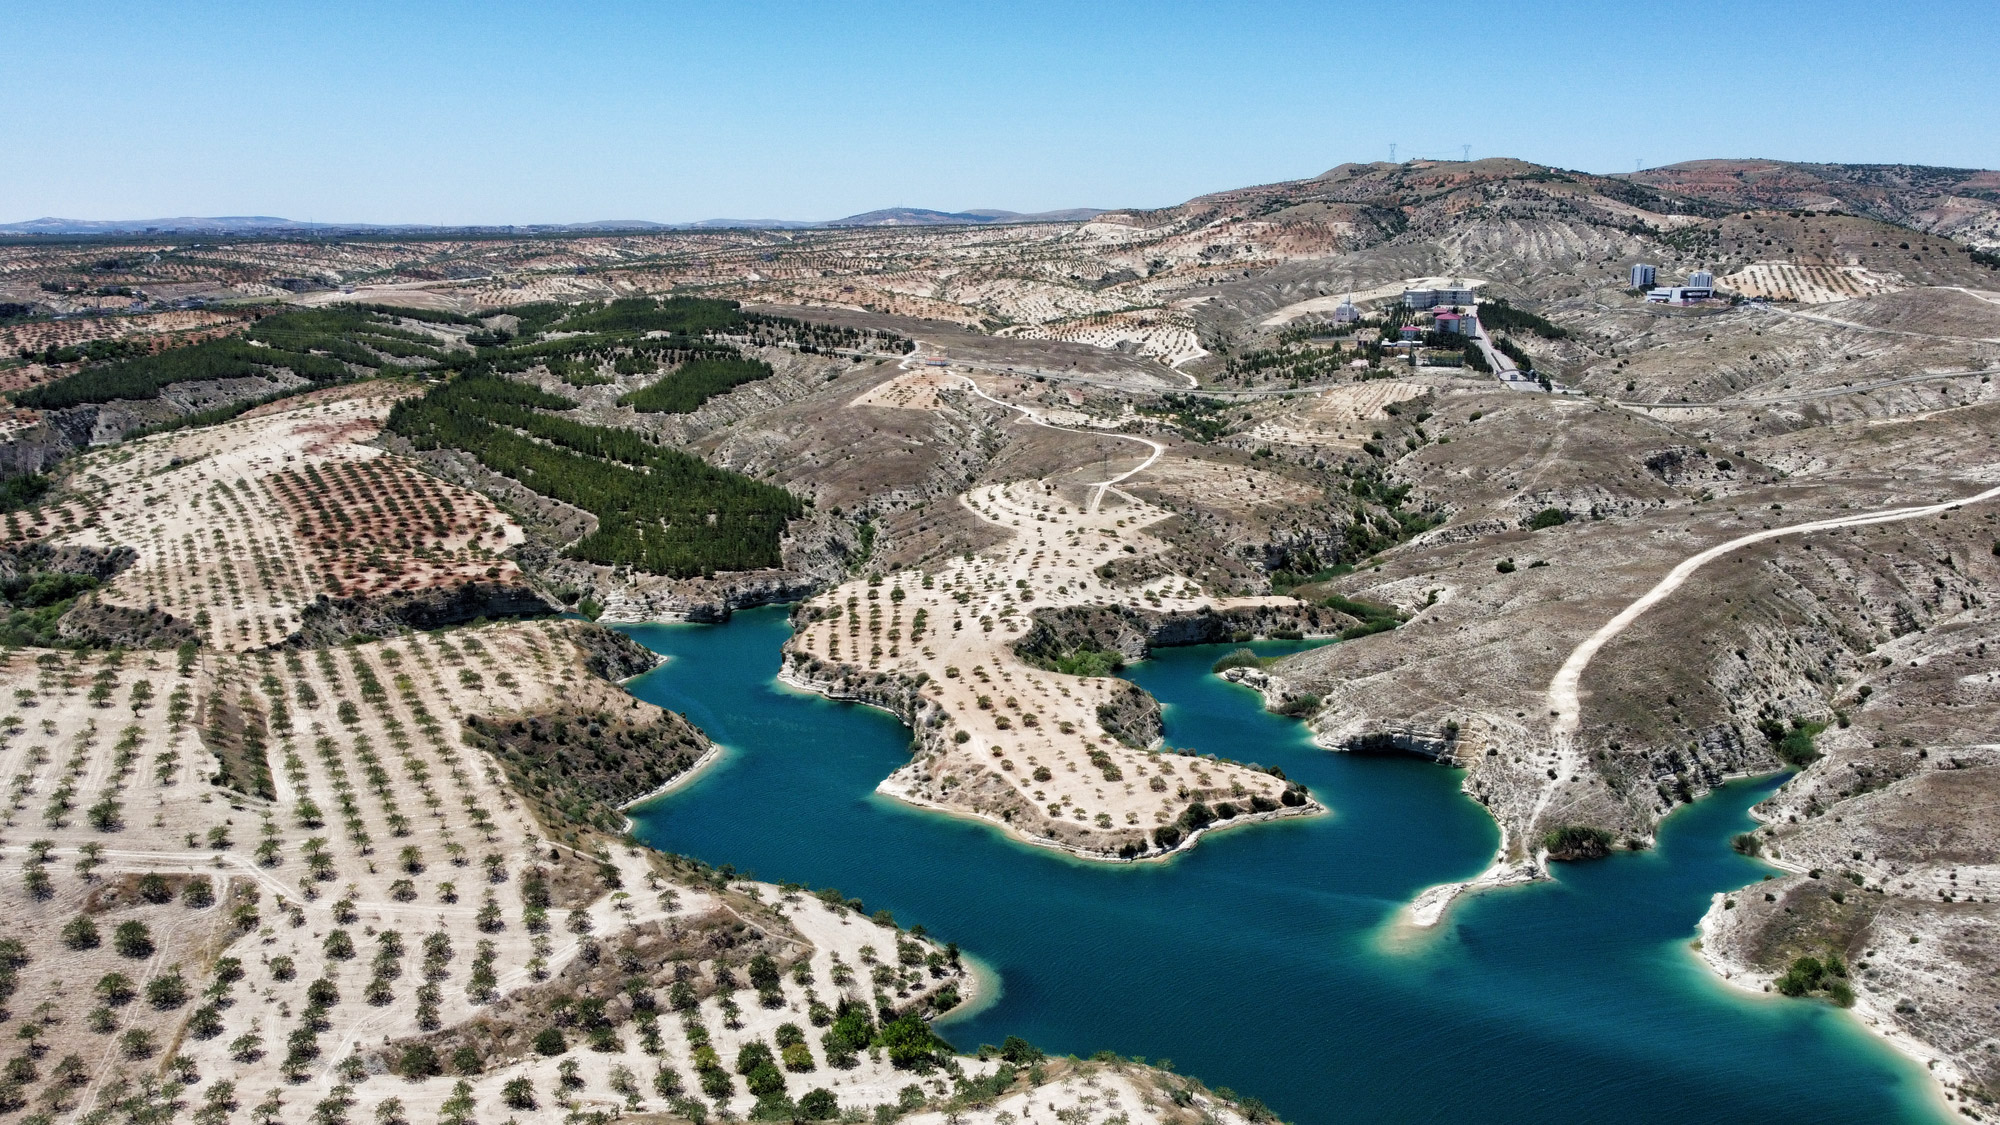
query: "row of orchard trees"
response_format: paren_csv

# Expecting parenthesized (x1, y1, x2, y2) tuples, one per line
(16, 294, 823, 577)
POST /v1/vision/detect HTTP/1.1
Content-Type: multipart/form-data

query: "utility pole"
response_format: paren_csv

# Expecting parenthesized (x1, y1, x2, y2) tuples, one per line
(1462, 144, 1470, 162)
(1390, 143, 1397, 163)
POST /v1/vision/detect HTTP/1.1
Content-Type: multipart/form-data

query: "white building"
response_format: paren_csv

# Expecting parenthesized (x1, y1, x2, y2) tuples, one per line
(1688, 268, 1715, 288)
(1434, 310, 1475, 335)
(1646, 285, 1715, 305)
(1630, 263, 1657, 289)
(1333, 299, 1361, 324)
(1402, 286, 1477, 309)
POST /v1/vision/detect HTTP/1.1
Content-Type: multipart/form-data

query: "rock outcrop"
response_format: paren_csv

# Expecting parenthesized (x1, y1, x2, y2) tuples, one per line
(291, 580, 553, 646)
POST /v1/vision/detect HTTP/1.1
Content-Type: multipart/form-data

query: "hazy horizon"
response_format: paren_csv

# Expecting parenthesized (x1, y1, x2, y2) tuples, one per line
(3, 0, 1993, 226)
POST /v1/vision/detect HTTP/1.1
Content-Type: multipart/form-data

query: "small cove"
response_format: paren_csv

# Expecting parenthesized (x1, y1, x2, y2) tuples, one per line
(620, 607, 1942, 1123)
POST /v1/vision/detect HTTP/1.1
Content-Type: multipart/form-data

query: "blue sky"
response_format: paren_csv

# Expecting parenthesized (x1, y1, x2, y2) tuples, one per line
(2, 0, 1992, 224)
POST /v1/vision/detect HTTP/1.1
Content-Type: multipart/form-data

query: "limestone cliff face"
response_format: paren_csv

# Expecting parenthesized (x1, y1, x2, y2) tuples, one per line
(1093, 682, 1163, 750)
(0, 542, 137, 583)
(0, 376, 311, 480)
(291, 581, 554, 646)
(0, 543, 201, 648)
(518, 508, 859, 626)
(0, 411, 90, 477)
(1012, 602, 1348, 665)
(586, 568, 827, 624)
(568, 622, 667, 682)
(57, 597, 201, 649)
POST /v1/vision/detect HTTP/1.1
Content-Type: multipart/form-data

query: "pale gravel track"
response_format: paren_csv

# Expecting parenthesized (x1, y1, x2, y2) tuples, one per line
(1547, 481, 2000, 738)
(1614, 365, 2000, 411)
(948, 372, 1164, 512)
(1747, 297, 2000, 343)
(1412, 480, 2000, 930)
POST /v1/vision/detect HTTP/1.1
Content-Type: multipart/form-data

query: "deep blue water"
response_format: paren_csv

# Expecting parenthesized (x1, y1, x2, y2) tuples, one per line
(620, 606, 1940, 1124)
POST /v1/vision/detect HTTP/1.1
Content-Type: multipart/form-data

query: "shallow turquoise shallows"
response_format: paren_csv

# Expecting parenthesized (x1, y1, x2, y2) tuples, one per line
(619, 607, 1941, 1124)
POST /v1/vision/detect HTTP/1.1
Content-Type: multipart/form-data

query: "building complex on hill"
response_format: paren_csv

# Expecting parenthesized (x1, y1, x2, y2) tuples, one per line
(1401, 284, 1477, 309)
(1645, 266, 1718, 305)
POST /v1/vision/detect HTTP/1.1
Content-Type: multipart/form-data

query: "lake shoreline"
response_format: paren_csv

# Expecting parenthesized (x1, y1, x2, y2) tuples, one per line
(776, 663, 1326, 863)
(618, 607, 1948, 1125)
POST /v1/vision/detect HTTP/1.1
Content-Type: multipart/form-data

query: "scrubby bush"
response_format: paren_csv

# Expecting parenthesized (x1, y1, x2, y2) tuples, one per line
(96, 972, 137, 1006)
(1758, 715, 1828, 767)
(1542, 824, 1615, 860)
(879, 1013, 951, 1072)
(145, 970, 189, 1009)
(1774, 954, 1854, 1006)
(112, 920, 154, 958)
(61, 915, 100, 950)
(397, 1044, 441, 1079)
(1211, 648, 1264, 674)
(797, 1088, 838, 1120)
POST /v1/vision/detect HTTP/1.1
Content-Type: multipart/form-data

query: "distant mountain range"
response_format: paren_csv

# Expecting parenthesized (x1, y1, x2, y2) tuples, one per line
(0, 206, 1106, 237)
(12, 158, 1996, 245)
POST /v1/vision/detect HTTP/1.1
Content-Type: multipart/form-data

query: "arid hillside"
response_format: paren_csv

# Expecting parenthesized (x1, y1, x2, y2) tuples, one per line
(0, 397, 1264, 1123)
(3, 153, 2000, 1117)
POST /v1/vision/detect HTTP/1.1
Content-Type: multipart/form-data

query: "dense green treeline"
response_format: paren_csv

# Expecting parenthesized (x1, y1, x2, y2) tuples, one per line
(13, 293, 847, 576)
(15, 337, 352, 410)
(618, 356, 774, 413)
(1140, 394, 1232, 442)
(739, 314, 915, 356)
(1493, 336, 1534, 370)
(1225, 343, 1365, 383)
(387, 374, 803, 576)
(14, 295, 902, 417)
(557, 296, 746, 335)
(0, 474, 51, 512)
(1477, 299, 1569, 340)
(485, 334, 725, 387)
(12, 305, 453, 410)
(246, 305, 451, 363)
(20, 337, 151, 366)
(0, 568, 100, 647)
(349, 303, 480, 326)
(428, 375, 661, 467)
(509, 301, 572, 333)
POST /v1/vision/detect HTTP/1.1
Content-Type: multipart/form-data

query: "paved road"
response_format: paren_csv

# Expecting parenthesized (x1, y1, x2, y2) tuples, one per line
(1467, 315, 1566, 395)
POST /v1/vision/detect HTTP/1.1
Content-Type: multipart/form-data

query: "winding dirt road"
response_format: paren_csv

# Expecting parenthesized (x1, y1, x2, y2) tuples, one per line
(1547, 482, 2000, 736)
(1411, 480, 2000, 929)
(1616, 365, 2000, 411)
(949, 372, 1164, 512)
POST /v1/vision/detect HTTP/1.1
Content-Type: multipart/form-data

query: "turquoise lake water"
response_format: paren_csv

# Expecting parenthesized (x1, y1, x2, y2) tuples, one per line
(620, 606, 1941, 1123)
